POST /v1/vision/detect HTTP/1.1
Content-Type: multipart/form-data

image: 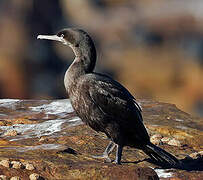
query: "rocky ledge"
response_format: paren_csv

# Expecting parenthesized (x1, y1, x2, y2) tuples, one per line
(0, 99, 202, 180)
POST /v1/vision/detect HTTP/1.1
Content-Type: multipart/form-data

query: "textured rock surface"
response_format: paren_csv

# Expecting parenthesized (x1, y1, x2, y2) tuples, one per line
(0, 99, 202, 179)
(0, 175, 7, 180)
(29, 173, 43, 180)
(25, 163, 35, 171)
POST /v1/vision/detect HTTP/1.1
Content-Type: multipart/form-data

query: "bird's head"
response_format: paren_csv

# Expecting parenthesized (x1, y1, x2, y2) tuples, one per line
(37, 28, 95, 58)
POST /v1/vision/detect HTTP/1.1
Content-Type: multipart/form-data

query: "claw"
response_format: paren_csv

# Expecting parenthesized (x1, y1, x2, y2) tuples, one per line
(104, 157, 112, 163)
(112, 160, 121, 165)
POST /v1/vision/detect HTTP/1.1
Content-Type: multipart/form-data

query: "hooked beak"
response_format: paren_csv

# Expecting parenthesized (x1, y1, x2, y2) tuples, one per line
(37, 34, 68, 45)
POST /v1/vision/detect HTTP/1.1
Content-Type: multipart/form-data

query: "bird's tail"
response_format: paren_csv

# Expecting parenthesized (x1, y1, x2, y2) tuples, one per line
(142, 142, 182, 168)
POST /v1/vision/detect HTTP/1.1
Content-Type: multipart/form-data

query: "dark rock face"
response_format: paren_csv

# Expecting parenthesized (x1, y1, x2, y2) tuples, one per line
(0, 99, 202, 179)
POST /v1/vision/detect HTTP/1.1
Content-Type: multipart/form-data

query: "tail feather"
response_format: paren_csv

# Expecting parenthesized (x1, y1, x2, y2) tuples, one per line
(142, 142, 181, 168)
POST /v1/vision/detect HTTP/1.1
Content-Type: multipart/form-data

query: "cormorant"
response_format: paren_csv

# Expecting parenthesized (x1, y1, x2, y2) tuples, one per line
(37, 28, 181, 167)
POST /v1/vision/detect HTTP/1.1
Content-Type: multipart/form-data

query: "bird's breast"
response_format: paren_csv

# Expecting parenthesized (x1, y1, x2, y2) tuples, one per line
(69, 86, 107, 132)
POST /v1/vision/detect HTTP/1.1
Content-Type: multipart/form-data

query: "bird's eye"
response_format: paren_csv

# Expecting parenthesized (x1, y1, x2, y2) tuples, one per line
(61, 34, 64, 38)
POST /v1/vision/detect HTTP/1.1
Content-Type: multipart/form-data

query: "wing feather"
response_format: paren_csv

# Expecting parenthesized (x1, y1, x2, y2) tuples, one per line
(87, 74, 143, 123)
(78, 73, 150, 144)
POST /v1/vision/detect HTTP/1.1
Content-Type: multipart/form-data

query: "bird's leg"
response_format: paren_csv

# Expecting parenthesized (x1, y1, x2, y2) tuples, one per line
(104, 141, 116, 156)
(92, 141, 116, 162)
(114, 144, 123, 164)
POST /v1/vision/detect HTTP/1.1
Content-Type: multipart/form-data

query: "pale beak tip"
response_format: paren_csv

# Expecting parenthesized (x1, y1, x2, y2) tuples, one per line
(37, 35, 42, 39)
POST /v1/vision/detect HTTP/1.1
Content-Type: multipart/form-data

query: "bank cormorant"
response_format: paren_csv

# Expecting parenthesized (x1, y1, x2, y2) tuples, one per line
(37, 28, 181, 167)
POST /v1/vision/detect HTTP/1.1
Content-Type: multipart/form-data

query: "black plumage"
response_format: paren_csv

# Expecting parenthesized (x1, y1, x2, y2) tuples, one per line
(37, 28, 181, 167)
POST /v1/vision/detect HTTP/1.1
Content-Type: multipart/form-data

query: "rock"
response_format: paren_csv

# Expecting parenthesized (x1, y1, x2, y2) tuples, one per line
(189, 151, 203, 159)
(11, 161, 24, 169)
(0, 159, 11, 168)
(3, 130, 18, 136)
(38, 137, 46, 142)
(10, 177, 21, 180)
(167, 138, 181, 147)
(198, 151, 203, 156)
(151, 134, 163, 139)
(161, 137, 171, 143)
(151, 138, 162, 145)
(29, 173, 43, 180)
(0, 99, 202, 179)
(0, 140, 10, 146)
(189, 152, 199, 159)
(150, 134, 163, 145)
(25, 163, 35, 170)
(0, 175, 8, 180)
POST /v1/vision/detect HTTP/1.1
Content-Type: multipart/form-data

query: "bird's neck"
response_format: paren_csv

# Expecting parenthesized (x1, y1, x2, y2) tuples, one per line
(64, 45, 96, 92)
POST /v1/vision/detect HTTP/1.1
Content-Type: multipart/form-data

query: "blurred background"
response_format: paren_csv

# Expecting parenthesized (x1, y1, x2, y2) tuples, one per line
(0, 0, 203, 117)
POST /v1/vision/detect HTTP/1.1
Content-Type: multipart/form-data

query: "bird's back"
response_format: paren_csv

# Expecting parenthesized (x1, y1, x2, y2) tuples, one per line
(68, 72, 150, 148)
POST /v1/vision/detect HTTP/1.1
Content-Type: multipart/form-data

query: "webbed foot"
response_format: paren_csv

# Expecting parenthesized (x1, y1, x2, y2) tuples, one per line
(92, 154, 111, 163)
(92, 141, 116, 163)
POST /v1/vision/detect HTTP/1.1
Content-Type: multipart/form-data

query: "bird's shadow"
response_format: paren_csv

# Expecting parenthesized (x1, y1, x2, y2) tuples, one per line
(123, 157, 203, 171)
